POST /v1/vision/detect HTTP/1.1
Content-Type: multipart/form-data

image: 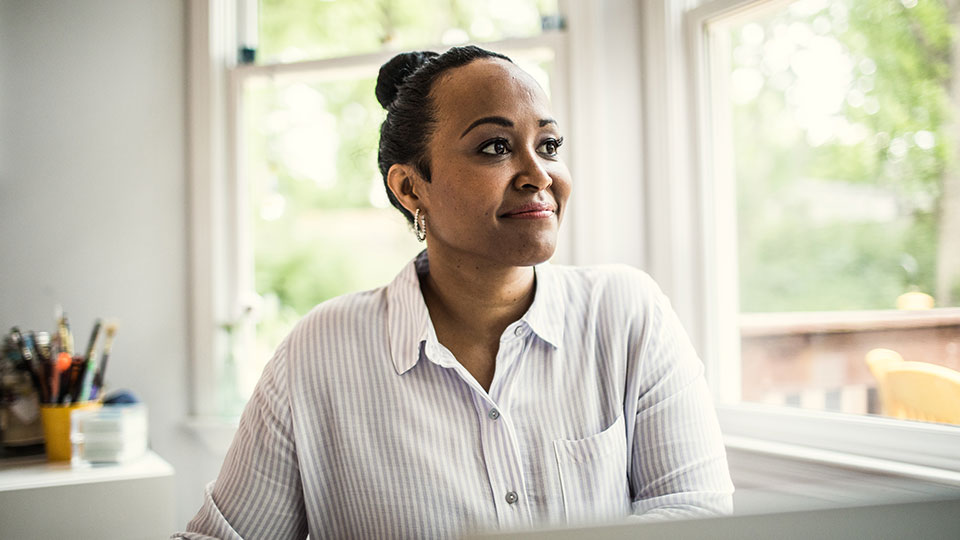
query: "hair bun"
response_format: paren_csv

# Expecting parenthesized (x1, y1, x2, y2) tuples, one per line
(376, 51, 438, 109)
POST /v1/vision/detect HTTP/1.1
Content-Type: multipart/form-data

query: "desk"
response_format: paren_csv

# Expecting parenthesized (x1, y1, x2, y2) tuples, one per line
(0, 451, 175, 540)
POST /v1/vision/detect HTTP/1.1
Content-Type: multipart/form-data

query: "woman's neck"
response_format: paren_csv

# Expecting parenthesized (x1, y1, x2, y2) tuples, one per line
(420, 249, 536, 340)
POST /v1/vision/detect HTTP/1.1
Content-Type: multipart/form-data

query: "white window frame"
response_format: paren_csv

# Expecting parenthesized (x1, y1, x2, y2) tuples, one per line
(679, 0, 960, 477)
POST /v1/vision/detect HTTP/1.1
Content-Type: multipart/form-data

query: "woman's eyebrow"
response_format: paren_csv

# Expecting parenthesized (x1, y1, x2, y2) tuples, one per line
(459, 116, 559, 138)
(460, 116, 513, 138)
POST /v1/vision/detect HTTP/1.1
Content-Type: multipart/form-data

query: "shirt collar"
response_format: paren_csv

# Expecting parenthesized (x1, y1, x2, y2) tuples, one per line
(386, 250, 565, 376)
(386, 251, 432, 375)
(522, 261, 565, 350)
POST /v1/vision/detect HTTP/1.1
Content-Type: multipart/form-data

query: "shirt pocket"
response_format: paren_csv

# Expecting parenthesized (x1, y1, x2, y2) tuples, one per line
(552, 413, 630, 524)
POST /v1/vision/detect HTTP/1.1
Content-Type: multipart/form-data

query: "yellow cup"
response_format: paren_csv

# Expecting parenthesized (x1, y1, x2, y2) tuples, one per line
(40, 402, 101, 461)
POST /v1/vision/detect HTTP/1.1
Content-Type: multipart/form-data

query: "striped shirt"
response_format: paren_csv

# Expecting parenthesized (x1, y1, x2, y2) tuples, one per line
(178, 252, 733, 539)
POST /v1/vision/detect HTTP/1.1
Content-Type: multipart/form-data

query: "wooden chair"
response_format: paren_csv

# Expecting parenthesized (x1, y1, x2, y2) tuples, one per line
(865, 348, 960, 425)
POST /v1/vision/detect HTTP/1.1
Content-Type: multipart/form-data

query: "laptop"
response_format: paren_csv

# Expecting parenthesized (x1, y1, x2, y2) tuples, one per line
(465, 497, 960, 539)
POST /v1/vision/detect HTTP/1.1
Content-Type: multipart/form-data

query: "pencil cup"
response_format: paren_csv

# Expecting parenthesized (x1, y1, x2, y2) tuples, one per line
(39, 401, 101, 461)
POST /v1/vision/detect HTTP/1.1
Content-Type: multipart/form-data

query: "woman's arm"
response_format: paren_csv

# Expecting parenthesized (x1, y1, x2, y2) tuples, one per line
(627, 282, 735, 520)
(174, 342, 308, 539)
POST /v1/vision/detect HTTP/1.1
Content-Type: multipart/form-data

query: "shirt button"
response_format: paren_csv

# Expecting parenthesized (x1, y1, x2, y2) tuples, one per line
(488, 408, 500, 420)
(505, 491, 518, 504)
(513, 325, 524, 337)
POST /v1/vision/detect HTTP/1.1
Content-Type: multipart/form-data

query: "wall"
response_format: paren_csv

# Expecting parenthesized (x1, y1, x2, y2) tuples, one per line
(0, 0, 216, 527)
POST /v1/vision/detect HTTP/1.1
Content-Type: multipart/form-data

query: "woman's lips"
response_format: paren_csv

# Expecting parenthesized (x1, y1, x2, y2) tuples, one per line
(506, 210, 554, 219)
(501, 203, 556, 219)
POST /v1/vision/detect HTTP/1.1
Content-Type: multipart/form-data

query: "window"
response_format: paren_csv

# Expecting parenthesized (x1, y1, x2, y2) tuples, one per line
(704, 0, 960, 418)
(688, 0, 960, 469)
(192, 0, 567, 417)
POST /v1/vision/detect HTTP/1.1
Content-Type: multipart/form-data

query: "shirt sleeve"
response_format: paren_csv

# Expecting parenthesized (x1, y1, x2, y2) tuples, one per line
(174, 341, 309, 539)
(628, 279, 735, 520)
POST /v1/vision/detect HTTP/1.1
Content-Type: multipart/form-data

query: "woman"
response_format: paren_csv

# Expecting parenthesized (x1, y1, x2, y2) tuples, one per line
(179, 45, 733, 539)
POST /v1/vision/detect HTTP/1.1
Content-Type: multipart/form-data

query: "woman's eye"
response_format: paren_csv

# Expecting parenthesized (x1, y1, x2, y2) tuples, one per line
(537, 137, 564, 157)
(480, 139, 510, 155)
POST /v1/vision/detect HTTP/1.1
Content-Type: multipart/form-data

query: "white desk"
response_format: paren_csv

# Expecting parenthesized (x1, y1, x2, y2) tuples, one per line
(0, 451, 175, 540)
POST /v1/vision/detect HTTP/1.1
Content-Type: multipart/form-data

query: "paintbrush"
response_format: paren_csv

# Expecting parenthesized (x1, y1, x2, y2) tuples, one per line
(51, 351, 71, 405)
(77, 319, 102, 402)
(56, 307, 74, 356)
(90, 322, 117, 400)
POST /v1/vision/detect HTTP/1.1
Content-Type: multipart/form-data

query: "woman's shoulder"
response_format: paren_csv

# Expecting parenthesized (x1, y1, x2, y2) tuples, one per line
(544, 263, 669, 324)
(548, 262, 662, 299)
(286, 286, 389, 342)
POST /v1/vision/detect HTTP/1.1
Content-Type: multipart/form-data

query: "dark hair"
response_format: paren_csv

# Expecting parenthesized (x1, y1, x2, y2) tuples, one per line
(376, 45, 512, 223)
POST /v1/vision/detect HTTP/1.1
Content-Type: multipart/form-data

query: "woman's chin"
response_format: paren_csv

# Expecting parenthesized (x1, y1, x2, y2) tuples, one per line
(501, 240, 557, 267)
(427, 233, 558, 268)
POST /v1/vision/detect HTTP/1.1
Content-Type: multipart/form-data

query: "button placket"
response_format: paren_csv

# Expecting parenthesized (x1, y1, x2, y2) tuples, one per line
(472, 394, 529, 527)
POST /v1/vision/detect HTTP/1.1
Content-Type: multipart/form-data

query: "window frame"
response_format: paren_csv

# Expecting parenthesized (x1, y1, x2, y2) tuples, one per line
(681, 0, 960, 475)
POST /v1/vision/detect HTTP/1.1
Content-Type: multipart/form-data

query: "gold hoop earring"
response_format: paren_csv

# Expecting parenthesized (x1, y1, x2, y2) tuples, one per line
(414, 208, 427, 242)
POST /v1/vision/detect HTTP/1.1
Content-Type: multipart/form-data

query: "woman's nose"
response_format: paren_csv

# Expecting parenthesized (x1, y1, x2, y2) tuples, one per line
(513, 151, 553, 192)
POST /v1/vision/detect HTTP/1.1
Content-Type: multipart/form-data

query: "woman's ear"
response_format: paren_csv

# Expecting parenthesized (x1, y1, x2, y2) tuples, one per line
(386, 163, 424, 215)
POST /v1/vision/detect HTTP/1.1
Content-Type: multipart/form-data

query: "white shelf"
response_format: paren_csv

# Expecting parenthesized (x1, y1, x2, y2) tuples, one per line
(0, 450, 175, 540)
(0, 450, 174, 491)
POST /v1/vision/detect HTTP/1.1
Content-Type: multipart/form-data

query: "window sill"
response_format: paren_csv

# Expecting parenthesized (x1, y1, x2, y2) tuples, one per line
(725, 434, 960, 487)
(183, 416, 239, 457)
(718, 403, 960, 474)
(739, 307, 960, 336)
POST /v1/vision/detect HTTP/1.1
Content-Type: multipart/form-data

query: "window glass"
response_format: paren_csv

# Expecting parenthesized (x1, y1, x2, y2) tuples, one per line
(239, 74, 423, 399)
(257, 0, 560, 64)
(715, 0, 960, 423)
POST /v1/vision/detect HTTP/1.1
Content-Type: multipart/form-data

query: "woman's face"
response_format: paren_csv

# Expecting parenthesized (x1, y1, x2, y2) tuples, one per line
(417, 58, 571, 268)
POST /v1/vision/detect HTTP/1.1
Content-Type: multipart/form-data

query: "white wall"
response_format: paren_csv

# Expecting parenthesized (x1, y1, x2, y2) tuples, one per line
(0, 0, 217, 527)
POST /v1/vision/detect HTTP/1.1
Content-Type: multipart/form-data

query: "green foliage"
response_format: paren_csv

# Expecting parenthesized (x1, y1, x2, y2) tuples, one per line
(740, 218, 914, 311)
(258, 0, 555, 63)
(733, 0, 957, 312)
